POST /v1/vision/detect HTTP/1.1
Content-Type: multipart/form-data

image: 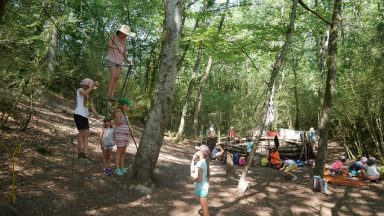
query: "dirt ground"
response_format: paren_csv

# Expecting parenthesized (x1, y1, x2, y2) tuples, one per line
(1, 94, 383, 216)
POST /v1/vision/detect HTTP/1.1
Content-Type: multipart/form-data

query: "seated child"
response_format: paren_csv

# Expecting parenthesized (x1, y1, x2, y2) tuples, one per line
(268, 147, 281, 169)
(280, 159, 298, 181)
(361, 158, 380, 182)
(211, 143, 225, 161)
(348, 156, 368, 177)
(330, 155, 347, 176)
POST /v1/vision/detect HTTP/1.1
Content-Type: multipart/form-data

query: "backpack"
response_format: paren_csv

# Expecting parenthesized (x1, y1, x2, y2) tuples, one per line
(260, 157, 268, 167)
(313, 175, 328, 194)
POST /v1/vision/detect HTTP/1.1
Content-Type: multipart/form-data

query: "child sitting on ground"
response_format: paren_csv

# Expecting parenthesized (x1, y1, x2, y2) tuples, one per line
(211, 143, 225, 161)
(348, 156, 368, 177)
(99, 116, 115, 176)
(280, 158, 298, 181)
(268, 147, 281, 169)
(361, 158, 380, 182)
(329, 155, 347, 176)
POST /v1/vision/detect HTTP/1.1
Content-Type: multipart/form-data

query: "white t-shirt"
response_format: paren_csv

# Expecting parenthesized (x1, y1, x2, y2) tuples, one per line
(366, 165, 379, 176)
(74, 88, 89, 118)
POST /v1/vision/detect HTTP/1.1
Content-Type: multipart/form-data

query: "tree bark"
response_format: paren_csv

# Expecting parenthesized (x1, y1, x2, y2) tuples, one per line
(176, 47, 202, 139)
(47, 25, 58, 73)
(237, 0, 299, 194)
(313, 0, 342, 178)
(192, 56, 213, 137)
(132, 0, 183, 184)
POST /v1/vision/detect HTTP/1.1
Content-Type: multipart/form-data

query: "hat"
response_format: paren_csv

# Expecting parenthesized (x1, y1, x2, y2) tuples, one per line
(360, 157, 368, 163)
(118, 98, 132, 106)
(117, 25, 136, 37)
(80, 78, 94, 87)
(195, 145, 211, 158)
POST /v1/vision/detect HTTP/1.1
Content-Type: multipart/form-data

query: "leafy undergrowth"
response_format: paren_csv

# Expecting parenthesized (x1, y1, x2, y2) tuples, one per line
(1, 93, 383, 216)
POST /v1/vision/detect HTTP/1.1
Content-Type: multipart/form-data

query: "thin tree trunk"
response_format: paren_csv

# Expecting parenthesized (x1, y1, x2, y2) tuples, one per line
(293, 57, 300, 129)
(176, 47, 202, 139)
(192, 56, 213, 137)
(237, 0, 299, 194)
(132, 0, 183, 184)
(313, 0, 342, 178)
(191, 0, 230, 137)
(47, 27, 58, 73)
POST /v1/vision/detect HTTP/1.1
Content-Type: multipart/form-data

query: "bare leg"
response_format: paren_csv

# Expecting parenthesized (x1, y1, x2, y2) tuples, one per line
(121, 145, 127, 168)
(284, 171, 297, 181)
(199, 197, 210, 216)
(102, 149, 108, 168)
(115, 147, 122, 169)
(107, 66, 121, 98)
(82, 130, 89, 154)
(77, 131, 84, 153)
(106, 149, 112, 168)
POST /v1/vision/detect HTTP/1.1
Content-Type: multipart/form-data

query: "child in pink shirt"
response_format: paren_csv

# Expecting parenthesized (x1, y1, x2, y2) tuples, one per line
(330, 155, 346, 176)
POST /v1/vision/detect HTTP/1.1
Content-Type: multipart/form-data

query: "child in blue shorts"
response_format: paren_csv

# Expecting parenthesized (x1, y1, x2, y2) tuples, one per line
(99, 117, 115, 176)
(191, 145, 211, 216)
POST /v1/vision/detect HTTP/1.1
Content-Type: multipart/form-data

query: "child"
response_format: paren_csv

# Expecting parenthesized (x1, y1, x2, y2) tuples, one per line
(348, 156, 368, 177)
(361, 159, 380, 182)
(99, 116, 115, 176)
(280, 158, 298, 181)
(114, 98, 131, 176)
(191, 145, 211, 216)
(268, 147, 281, 169)
(329, 155, 347, 176)
(73, 78, 100, 160)
(106, 25, 136, 100)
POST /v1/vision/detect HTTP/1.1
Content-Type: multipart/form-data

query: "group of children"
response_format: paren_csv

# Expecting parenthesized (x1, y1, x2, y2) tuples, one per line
(330, 155, 381, 182)
(73, 25, 136, 175)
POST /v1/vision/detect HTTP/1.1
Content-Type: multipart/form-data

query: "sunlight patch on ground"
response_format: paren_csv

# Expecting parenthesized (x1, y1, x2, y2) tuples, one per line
(158, 153, 190, 164)
(169, 200, 196, 216)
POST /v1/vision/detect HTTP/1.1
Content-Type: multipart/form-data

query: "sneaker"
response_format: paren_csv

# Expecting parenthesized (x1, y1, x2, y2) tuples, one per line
(106, 168, 113, 176)
(104, 168, 111, 176)
(121, 167, 128, 173)
(115, 168, 124, 176)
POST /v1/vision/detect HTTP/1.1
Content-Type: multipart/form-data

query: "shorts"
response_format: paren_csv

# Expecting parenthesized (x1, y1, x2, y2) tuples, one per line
(74, 114, 89, 131)
(349, 170, 359, 176)
(284, 164, 298, 172)
(106, 60, 122, 68)
(195, 187, 209, 197)
(103, 142, 114, 150)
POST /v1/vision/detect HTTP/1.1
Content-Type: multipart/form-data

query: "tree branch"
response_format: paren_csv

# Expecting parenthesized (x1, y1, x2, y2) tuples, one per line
(298, 0, 332, 25)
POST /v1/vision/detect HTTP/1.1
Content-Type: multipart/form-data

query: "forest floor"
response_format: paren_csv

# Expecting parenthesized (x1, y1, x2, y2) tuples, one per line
(0, 93, 384, 216)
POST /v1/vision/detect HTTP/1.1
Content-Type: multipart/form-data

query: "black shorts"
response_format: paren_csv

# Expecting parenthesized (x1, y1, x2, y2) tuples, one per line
(74, 114, 89, 131)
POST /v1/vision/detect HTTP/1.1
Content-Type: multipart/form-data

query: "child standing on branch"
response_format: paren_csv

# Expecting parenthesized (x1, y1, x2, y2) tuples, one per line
(191, 145, 211, 216)
(114, 98, 131, 176)
(106, 25, 136, 101)
(73, 78, 100, 160)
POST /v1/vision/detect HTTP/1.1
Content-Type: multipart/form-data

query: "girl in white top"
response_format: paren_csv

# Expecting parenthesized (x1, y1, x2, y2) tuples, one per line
(362, 159, 380, 182)
(73, 78, 99, 159)
(106, 25, 135, 100)
(99, 117, 115, 176)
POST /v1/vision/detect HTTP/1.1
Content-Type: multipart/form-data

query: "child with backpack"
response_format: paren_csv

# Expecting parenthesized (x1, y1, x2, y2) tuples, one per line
(191, 145, 211, 216)
(99, 116, 115, 176)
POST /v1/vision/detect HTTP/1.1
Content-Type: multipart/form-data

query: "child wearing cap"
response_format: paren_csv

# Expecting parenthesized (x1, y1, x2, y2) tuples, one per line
(106, 25, 136, 100)
(329, 155, 347, 176)
(99, 116, 115, 176)
(191, 145, 211, 216)
(114, 98, 131, 176)
(73, 78, 100, 160)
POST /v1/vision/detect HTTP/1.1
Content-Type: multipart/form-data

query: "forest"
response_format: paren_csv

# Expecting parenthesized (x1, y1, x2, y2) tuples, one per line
(1, 0, 384, 215)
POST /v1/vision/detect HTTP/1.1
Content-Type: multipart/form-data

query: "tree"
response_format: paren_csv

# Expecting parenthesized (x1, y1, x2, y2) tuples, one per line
(131, 0, 183, 184)
(313, 0, 342, 177)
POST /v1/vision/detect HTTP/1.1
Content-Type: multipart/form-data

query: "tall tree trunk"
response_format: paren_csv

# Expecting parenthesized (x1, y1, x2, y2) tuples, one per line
(131, 0, 183, 184)
(176, 47, 202, 139)
(313, 0, 342, 178)
(192, 56, 213, 137)
(237, 0, 299, 194)
(293, 57, 300, 129)
(317, 31, 329, 128)
(0, 0, 7, 21)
